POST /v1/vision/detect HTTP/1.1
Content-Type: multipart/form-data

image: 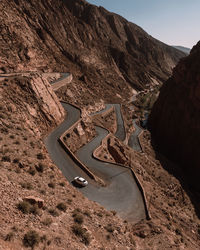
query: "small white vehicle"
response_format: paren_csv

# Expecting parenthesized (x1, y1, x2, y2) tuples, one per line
(73, 176, 88, 187)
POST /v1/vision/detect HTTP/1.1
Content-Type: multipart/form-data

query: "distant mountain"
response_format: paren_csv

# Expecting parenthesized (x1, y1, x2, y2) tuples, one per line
(172, 46, 191, 54)
(0, 0, 185, 98)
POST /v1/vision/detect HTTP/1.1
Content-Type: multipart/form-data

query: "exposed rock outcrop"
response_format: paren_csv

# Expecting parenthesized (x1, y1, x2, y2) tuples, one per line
(0, 0, 185, 104)
(1, 75, 64, 137)
(149, 41, 200, 190)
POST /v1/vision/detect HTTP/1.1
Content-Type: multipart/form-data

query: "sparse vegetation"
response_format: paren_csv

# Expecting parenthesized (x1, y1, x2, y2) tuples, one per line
(73, 209, 84, 224)
(105, 224, 114, 233)
(40, 189, 46, 195)
(35, 163, 45, 173)
(30, 205, 40, 215)
(5, 232, 14, 241)
(48, 208, 59, 217)
(56, 202, 67, 212)
(96, 212, 103, 217)
(67, 198, 72, 204)
(2, 155, 11, 162)
(48, 182, 55, 188)
(13, 158, 19, 163)
(71, 224, 90, 245)
(59, 181, 65, 186)
(83, 210, 91, 217)
(37, 153, 45, 160)
(23, 230, 40, 248)
(17, 201, 31, 214)
(28, 167, 36, 176)
(42, 217, 52, 226)
(20, 182, 33, 190)
(17, 201, 40, 215)
(106, 234, 111, 240)
(111, 210, 117, 216)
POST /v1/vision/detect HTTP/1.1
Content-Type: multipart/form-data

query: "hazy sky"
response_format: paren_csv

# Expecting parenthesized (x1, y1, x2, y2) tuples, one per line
(87, 0, 200, 48)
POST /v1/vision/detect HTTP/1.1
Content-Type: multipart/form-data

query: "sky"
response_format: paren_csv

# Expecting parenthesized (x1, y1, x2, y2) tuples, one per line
(87, 0, 200, 48)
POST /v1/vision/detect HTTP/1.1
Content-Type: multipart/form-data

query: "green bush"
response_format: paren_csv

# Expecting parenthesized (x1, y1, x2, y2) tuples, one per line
(23, 230, 40, 248)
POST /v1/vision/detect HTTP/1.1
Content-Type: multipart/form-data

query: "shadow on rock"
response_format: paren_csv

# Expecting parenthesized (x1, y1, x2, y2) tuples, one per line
(150, 138, 200, 219)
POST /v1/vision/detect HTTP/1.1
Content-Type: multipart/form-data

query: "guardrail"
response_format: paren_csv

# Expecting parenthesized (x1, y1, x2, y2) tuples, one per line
(59, 100, 149, 218)
(59, 135, 98, 181)
(93, 132, 151, 220)
(59, 101, 104, 184)
(52, 73, 73, 91)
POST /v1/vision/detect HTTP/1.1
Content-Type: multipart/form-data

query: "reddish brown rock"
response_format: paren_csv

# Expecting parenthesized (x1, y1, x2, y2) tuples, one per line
(23, 196, 44, 208)
(0, 0, 185, 104)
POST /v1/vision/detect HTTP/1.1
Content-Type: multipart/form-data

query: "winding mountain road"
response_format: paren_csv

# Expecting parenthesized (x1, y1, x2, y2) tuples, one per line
(45, 102, 145, 222)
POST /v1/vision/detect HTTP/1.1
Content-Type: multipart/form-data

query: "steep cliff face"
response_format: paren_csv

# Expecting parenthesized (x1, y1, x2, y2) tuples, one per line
(1, 75, 64, 137)
(149, 41, 200, 190)
(0, 0, 185, 98)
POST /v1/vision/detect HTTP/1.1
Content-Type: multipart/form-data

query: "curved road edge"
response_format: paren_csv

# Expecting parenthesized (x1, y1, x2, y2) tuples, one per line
(92, 146, 151, 220)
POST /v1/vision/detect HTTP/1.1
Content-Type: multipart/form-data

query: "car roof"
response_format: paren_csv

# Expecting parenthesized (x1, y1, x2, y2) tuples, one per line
(78, 177, 85, 182)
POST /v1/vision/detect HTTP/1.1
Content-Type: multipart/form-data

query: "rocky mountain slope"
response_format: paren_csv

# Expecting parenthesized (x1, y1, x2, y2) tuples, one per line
(1, 75, 200, 249)
(0, 0, 185, 102)
(149, 41, 200, 191)
(0, 76, 134, 249)
(1, 0, 200, 249)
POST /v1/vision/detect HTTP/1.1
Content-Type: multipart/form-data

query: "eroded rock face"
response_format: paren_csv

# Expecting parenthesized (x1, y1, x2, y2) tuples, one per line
(0, 0, 185, 98)
(1, 75, 64, 136)
(149, 41, 200, 190)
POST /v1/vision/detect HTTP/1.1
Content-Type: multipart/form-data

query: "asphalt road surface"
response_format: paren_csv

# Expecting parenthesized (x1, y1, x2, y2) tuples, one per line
(50, 73, 70, 84)
(45, 102, 145, 222)
(128, 119, 143, 152)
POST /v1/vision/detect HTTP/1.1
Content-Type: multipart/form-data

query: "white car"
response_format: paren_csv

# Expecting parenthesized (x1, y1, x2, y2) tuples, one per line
(73, 176, 88, 187)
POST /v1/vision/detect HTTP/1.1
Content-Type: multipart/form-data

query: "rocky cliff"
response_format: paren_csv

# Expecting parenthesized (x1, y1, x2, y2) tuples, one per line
(149, 41, 200, 190)
(0, 0, 185, 100)
(0, 74, 64, 137)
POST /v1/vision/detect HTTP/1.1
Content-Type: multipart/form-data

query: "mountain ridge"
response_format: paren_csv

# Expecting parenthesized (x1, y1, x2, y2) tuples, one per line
(172, 45, 191, 54)
(0, 0, 185, 100)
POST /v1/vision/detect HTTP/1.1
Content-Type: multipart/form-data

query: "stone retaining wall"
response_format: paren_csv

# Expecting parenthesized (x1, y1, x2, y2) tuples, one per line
(52, 73, 73, 91)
